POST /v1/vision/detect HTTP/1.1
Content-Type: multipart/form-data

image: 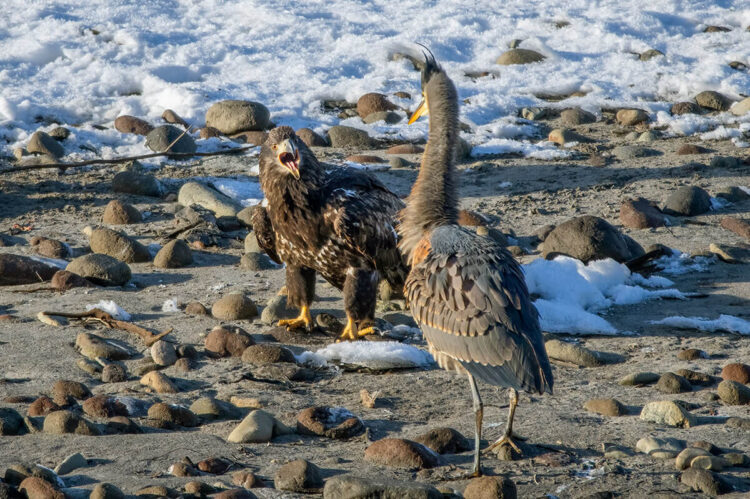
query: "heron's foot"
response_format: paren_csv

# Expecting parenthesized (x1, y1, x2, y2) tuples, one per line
(484, 434, 522, 455)
(278, 306, 312, 332)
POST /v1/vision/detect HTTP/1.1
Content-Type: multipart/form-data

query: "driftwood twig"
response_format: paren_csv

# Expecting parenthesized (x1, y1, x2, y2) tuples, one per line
(42, 308, 171, 346)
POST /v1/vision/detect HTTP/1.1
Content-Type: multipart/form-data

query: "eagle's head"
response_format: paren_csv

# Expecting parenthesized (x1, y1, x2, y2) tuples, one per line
(262, 126, 303, 179)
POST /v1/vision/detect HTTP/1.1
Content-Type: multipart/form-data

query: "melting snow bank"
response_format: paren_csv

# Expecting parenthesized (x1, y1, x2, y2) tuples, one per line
(653, 252, 715, 275)
(85, 300, 130, 320)
(471, 138, 573, 159)
(297, 341, 434, 370)
(651, 315, 750, 335)
(524, 256, 686, 335)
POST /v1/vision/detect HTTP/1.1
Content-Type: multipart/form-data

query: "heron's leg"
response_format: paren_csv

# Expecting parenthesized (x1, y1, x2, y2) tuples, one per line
(337, 267, 379, 341)
(468, 373, 483, 477)
(278, 266, 315, 331)
(485, 388, 522, 454)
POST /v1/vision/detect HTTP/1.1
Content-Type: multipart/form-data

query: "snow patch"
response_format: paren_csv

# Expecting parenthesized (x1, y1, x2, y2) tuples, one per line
(651, 314, 750, 335)
(161, 299, 179, 313)
(301, 341, 433, 369)
(471, 138, 572, 159)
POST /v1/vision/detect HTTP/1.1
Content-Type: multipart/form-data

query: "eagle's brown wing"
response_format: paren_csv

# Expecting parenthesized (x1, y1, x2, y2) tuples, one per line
(406, 227, 553, 394)
(322, 168, 408, 291)
(250, 205, 282, 264)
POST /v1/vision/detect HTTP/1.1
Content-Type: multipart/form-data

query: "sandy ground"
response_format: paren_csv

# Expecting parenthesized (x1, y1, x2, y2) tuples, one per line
(1, 116, 750, 498)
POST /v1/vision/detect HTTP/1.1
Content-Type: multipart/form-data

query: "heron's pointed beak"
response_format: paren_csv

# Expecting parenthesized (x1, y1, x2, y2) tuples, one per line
(408, 98, 428, 124)
(277, 139, 300, 179)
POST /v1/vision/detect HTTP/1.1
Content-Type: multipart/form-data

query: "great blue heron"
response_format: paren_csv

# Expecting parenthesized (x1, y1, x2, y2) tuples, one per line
(399, 52, 553, 476)
(253, 126, 408, 341)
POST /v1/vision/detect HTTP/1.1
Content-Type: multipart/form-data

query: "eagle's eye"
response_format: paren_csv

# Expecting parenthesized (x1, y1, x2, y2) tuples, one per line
(272, 144, 277, 150)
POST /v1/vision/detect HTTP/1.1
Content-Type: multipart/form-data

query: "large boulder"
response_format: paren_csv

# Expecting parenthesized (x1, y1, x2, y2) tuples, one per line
(145, 125, 196, 156)
(66, 254, 131, 286)
(327, 126, 374, 148)
(662, 186, 712, 216)
(0, 254, 58, 285)
(88, 227, 151, 263)
(206, 100, 270, 134)
(178, 182, 242, 217)
(541, 215, 644, 263)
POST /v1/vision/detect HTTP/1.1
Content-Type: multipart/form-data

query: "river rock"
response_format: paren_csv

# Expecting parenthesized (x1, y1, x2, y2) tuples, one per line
(274, 459, 323, 492)
(541, 215, 644, 263)
(640, 49, 664, 61)
(561, 107, 596, 126)
(178, 181, 242, 217)
(715, 186, 750, 202)
(66, 254, 131, 286)
(322, 476, 441, 499)
(114, 115, 154, 135)
(463, 476, 518, 499)
(620, 197, 666, 229)
(695, 91, 731, 111)
(640, 401, 696, 427)
(327, 125, 374, 148)
(147, 402, 197, 427)
(28, 396, 60, 417)
(691, 455, 727, 471)
(43, 410, 100, 435)
(240, 251, 276, 270)
(496, 48, 546, 65)
(357, 93, 397, 119)
(583, 398, 626, 417)
(296, 128, 328, 147)
(111, 170, 162, 197)
(545, 339, 624, 367)
(145, 125, 196, 155)
(242, 344, 295, 364)
(140, 371, 178, 393)
(190, 397, 238, 421)
(205, 325, 255, 357)
(296, 406, 364, 439)
(153, 239, 192, 268)
(656, 373, 692, 394)
(206, 100, 270, 134)
(52, 380, 91, 405)
(616, 109, 648, 126)
(88, 227, 150, 263)
(28, 131, 64, 158)
(662, 186, 712, 216)
(619, 372, 660, 386)
(18, 477, 64, 499)
(231, 130, 268, 145)
(612, 145, 655, 160)
(150, 340, 177, 366)
(717, 380, 750, 405)
(75, 332, 131, 361)
(730, 97, 750, 116)
(413, 427, 471, 454)
(34, 238, 69, 259)
(226, 409, 290, 443)
(671, 102, 701, 115)
(676, 447, 712, 470)
(720, 363, 750, 383)
(680, 468, 727, 495)
(364, 438, 440, 470)
(212, 293, 258, 320)
(102, 200, 142, 224)
(0, 408, 25, 435)
(0, 254, 58, 285)
(82, 396, 127, 419)
(101, 363, 127, 383)
(261, 294, 297, 324)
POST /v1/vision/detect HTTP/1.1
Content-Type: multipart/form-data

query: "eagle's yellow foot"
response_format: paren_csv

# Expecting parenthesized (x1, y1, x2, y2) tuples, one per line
(278, 306, 313, 331)
(357, 326, 377, 337)
(336, 318, 358, 342)
(484, 434, 522, 455)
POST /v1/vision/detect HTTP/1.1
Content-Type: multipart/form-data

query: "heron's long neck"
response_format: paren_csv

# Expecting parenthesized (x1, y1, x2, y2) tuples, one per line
(399, 74, 459, 259)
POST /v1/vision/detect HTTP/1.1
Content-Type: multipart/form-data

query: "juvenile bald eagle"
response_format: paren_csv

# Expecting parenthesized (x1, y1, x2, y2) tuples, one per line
(253, 126, 407, 341)
(402, 53, 553, 476)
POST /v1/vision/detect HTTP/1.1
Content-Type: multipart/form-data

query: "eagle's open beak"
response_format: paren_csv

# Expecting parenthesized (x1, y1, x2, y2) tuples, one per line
(408, 97, 428, 124)
(277, 139, 300, 179)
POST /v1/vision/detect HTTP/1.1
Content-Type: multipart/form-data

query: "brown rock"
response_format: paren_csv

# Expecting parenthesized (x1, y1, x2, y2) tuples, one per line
(50, 270, 97, 290)
(0, 254, 58, 285)
(542, 215, 644, 263)
(463, 476, 517, 499)
(583, 398, 626, 416)
(18, 477, 64, 499)
(153, 239, 192, 268)
(34, 238, 69, 259)
(695, 90, 731, 111)
(231, 130, 268, 146)
(296, 406, 364, 439)
(676, 144, 708, 155)
(90, 483, 125, 499)
(717, 380, 750, 405)
(720, 217, 750, 241)
(413, 427, 471, 454)
(101, 363, 127, 383)
(678, 348, 707, 360)
(548, 128, 588, 145)
(458, 209, 488, 226)
(676, 369, 715, 386)
(185, 301, 209, 315)
(496, 48, 546, 65)
(656, 372, 692, 394)
(82, 395, 128, 419)
(196, 456, 233, 474)
(105, 416, 141, 434)
(345, 154, 384, 164)
(212, 293, 258, 320)
(169, 462, 198, 477)
(205, 325, 255, 357)
(114, 115, 154, 135)
(140, 371, 178, 393)
(296, 127, 328, 147)
(560, 107, 596, 126)
(199, 126, 221, 139)
(721, 363, 750, 384)
(213, 490, 255, 499)
(671, 102, 702, 115)
(241, 344, 296, 364)
(27, 131, 64, 158)
(161, 109, 188, 127)
(386, 143, 424, 154)
(28, 396, 60, 417)
(102, 200, 142, 224)
(274, 459, 323, 492)
(43, 410, 100, 435)
(356, 93, 397, 119)
(51, 380, 91, 405)
(88, 227, 151, 263)
(704, 25, 731, 32)
(364, 438, 439, 469)
(147, 402, 198, 427)
(620, 197, 666, 229)
(232, 470, 260, 488)
(616, 108, 649, 126)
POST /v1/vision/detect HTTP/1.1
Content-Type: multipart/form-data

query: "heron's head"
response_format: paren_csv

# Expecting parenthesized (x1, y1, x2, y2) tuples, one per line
(264, 126, 302, 179)
(408, 50, 441, 125)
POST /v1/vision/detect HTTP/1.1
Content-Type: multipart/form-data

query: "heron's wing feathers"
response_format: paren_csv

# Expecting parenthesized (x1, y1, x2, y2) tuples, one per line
(250, 205, 282, 264)
(407, 242, 552, 394)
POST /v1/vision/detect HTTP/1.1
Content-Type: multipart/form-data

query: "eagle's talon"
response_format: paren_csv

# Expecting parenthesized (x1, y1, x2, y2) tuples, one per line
(278, 306, 313, 332)
(357, 326, 378, 337)
(336, 318, 359, 342)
